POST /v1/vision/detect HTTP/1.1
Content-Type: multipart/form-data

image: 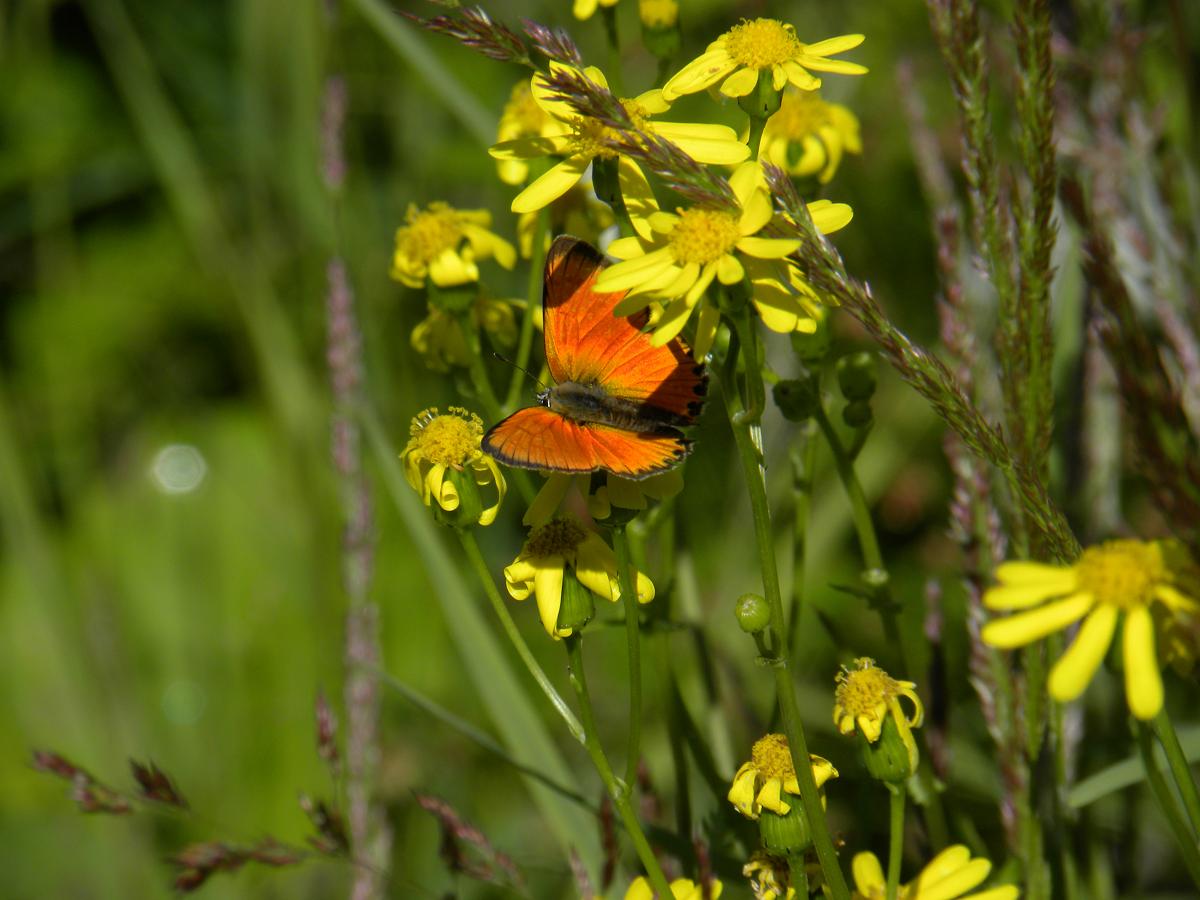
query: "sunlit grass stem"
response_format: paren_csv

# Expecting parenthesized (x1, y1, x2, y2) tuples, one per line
(610, 524, 645, 795)
(565, 635, 673, 897)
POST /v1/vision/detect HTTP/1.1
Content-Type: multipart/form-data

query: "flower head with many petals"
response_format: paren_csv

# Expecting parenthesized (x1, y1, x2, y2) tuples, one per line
(523, 470, 684, 528)
(505, 517, 654, 638)
(760, 89, 861, 183)
(728, 733, 837, 820)
(598, 161, 851, 356)
(834, 657, 924, 777)
(490, 64, 749, 215)
(410, 296, 518, 373)
(391, 202, 516, 289)
(495, 80, 557, 186)
(662, 19, 866, 102)
(852, 845, 1018, 900)
(981, 539, 1199, 720)
(573, 0, 617, 21)
(402, 408, 506, 526)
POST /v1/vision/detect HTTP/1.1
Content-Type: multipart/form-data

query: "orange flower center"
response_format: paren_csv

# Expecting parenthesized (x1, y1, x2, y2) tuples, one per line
(669, 208, 742, 265)
(723, 18, 801, 69)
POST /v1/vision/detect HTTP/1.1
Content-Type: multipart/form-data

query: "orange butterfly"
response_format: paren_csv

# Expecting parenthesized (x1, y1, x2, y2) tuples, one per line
(483, 235, 707, 480)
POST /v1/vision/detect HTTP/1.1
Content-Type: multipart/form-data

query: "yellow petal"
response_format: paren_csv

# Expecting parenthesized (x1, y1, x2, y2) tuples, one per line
(913, 845, 973, 888)
(984, 582, 1075, 610)
(511, 154, 590, 214)
(755, 776, 790, 815)
(634, 88, 671, 114)
(717, 253, 744, 285)
(662, 49, 736, 101)
(1048, 605, 1118, 701)
(782, 60, 822, 92)
(694, 302, 721, 358)
(754, 291, 802, 333)
(534, 559, 567, 636)
(617, 156, 660, 240)
(489, 134, 572, 160)
(597, 247, 677, 292)
(981, 593, 1094, 648)
(1123, 605, 1164, 720)
(736, 236, 802, 259)
(575, 533, 621, 602)
(727, 764, 759, 817)
(851, 852, 886, 895)
(653, 123, 751, 165)
(606, 235, 646, 259)
(800, 56, 869, 76)
(808, 201, 854, 234)
(428, 249, 479, 287)
(1155, 583, 1199, 612)
(803, 34, 866, 56)
(650, 294, 695, 347)
(504, 559, 536, 600)
(523, 473, 575, 527)
(995, 560, 1077, 587)
(719, 66, 760, 98)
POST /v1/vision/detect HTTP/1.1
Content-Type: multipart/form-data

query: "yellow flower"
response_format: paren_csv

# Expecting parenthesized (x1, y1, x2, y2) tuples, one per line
(597, 161, 851, 356)
(638, 0, 678, 29)
(401, 408, 506, 526)
(728, 733, 837, 820)
(661, 19, 866, 102)
(505, 517, 654, 638)
(743, 852, 795, 900)
(523, 470, 684, 527)
(760, 89, 861, 183)
(391, 202, 516, 289)
(516, 180, 615, 259)
(833, 657, 924, 775)
(410, 296, 518, 372)
(574, 0, 618, 21)
(495, 81, 558, 186)
(851, 845, 1018, 900)
(981, 539, 1199, 720)
(490, 64, 749, 215)
(625, 876, 723, 900)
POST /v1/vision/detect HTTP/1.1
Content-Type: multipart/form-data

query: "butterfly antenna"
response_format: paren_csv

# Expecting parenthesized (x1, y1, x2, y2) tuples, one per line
(492, 352, 548, 392)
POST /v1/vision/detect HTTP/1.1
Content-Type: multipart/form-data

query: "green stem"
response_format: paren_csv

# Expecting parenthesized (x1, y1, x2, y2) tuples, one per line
(787, 425, 818, 660)
(719, 329, 850, 900)
(787, 854, 810, 898)
(600, 5, 625, 96)
(886, 785, 906, 900)
(611, 524, 644, 795)
(565, 635, 671, 897)
(1135, 718, 1200, 888)
(457, 528, 584, 742)
(1152, 708, 1200, 838)
(455, 309, 503, 424)
(504, 178, 549, 415)
(746, 114, 768, 161)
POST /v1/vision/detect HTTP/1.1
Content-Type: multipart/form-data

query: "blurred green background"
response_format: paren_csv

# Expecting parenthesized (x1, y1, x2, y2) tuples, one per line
(2, 0, 1195, 897)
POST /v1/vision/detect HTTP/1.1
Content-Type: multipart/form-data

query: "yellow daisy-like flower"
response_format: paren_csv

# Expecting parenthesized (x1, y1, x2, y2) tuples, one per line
(490, 64, 749, 215)
(597, 161, 851, 356)
(661, 19, 866, 102)
(495, 80, 558, 186)
(833, 657, 924, 774)
(728, 733, 838, 820)
(574, 0, 617, 21)
(391, 202, 516, 289)
(851, 845, 1018, 900)
(625, 876, 723, 900)
(523, 470, 684, 527)
(760, 89, 861, 183)
(505, 517, 654, 638)
(410, 296, 518, 373)
(743, 852, 795, 900)
(981, 539, 1199, 720)
(401, 408, 506, 526)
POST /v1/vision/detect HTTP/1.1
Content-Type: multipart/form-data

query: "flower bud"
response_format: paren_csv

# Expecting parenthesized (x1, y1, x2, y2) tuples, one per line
(758, 799, 812, 854)
(556, 569, 596, 633)
(639, 0, 680, 59)
(773, 374, 819, 422)
(836, 351, 877, 401)
(842, 398, 873, 428)
(861, 710, 917, 783)
(433, 466, 484, 528)
(427, 281, 478, 314)
(738, 72, 783, 121)
(736, 593, 772, 634)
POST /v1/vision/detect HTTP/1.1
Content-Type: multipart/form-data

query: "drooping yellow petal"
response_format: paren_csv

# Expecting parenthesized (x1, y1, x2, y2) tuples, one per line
(781, 60, 821, 91)
(523, 473, 576, 527)
(1123, 605, 1164, 720)
(510, 154, 591, 214)
(694, 302, 721, 358)
(534, 560, 567, 637)
(755, 776, 790, 815)
(719, 66, 761, 98)
(981, 593, 1094, 648)
(717, 253, 745, 285)
(727, 764, 759, 817)
(1048, 605, 1118, 701)
(618, 156, 660, 240)
(662, 49, 736, 101)
(851, 851, 886, 895)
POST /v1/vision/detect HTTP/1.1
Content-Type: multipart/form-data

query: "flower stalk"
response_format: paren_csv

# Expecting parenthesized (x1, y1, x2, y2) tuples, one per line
(1151, 709, 1200, 839)
(611, 523, 645, 795)
(887, 784, 905, 900)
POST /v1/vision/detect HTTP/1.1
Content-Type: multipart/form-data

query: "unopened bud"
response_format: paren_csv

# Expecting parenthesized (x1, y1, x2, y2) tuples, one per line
(773, 374, 819, 422)
(556, 569, 595, 633)
(842, 398, 872, 428)
(736, 593, 772, 634)
(836, 351, 877, 401)
(758, 799, 812, 854)
(861, 712, 917, 783)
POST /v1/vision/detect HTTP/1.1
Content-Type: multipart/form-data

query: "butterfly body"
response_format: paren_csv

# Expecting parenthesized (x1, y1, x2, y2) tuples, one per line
(484, 236, 707, 481)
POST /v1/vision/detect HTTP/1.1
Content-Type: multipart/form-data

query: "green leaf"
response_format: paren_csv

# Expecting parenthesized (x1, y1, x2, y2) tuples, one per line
(1069, 724, 1200, 809)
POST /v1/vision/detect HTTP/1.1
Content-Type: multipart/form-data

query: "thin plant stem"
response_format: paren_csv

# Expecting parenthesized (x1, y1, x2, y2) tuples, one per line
(505, 200, 549, 413)
(720, 316, 850, 900)
(787, 427, 818, 660)
(611, 524, 644, 795)
(565, 635, 672, 897)
(887, 785, 906, 900)
(455, 309, 503, 424)
(600, 5, 625, 96)
(457, 528, 584, 742)
(1135, 718, 1200, 888)
(1152, 708, 1200, 838)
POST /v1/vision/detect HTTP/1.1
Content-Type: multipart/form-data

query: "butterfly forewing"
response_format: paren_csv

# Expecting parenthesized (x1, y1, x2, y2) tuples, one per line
(542, 236, 707, 427)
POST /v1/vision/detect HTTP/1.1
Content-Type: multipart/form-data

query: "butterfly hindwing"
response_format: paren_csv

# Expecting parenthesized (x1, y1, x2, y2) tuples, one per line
(542, 236, 707, 427)
(482, 407, 689, 480)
